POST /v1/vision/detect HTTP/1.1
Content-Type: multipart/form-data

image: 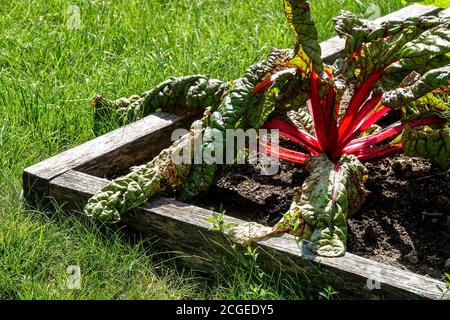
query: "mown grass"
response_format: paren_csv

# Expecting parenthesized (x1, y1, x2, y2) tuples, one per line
(0, 0, 404, 299)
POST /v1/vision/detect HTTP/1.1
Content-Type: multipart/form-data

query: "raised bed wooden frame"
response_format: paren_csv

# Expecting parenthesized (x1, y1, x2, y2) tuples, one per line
(23, 4, 450, 300)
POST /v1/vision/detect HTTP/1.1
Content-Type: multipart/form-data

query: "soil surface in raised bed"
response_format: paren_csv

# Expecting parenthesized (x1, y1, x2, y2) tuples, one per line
(189, 156, 450, 281)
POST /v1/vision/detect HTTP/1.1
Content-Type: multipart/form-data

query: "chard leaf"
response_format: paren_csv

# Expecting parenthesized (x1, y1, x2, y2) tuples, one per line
(403, 127, 450, 169)
(402, 86, 450, 121)
(334, 12, 445, 65)
(383, 23, 450, 82)
(334, 12, 449, 89)
(287, 109, 315, 135)
(248, 68, 299, 128)
(280, 154, 368, 257)
(84, 135, 193, 222)
(383, 67, 450, 169)
(382, 66, 450, 109)
(179, 122, 217, 200)
(284, 0, 323, 73)
(334, 11, 373, 63)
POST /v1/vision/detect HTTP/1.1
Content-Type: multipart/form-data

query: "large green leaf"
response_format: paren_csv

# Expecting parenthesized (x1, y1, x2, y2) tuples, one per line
(248, 67, 312, 128)
(403, 126, 450, 169)
(333, 12, 450, 89)
(84, 137, 192, 222)
(382, 67, 450, 169)
(91, 75, 228, 126)
(283, 0, 323, 73)
(212, 49, 282, 131)
(382, 66, 450, 108)
(277, 154, 368, 257)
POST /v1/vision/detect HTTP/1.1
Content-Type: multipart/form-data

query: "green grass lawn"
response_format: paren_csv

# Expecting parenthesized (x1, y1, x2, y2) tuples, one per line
(0, 0, 405, 299)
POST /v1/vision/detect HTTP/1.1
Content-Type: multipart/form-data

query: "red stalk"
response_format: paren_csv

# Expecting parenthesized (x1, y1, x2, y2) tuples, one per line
(325, 87, 338, 148)
(343, 116, 446, 155)
(253, 78, 274, 96)
(355, 144, 403, 162)
(309, 70, 330, 152)
(263, 118, 322, 154)
(338, 68, 385, 140)
(277, 130, 320, 155)
(260, 140, 309, 164)
(408, 117, 447, 128)
(343, 121, 405, 154)
(336, 93, 383, 152)
(359, 106, 390, 132)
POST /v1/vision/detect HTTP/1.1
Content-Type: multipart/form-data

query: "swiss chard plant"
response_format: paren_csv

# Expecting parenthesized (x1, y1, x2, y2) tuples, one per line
(85, 0, 450, 257)
(253, 0, 450, 256)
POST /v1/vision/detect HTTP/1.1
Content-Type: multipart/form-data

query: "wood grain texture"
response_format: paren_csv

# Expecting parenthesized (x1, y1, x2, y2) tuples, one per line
(439, 7, 450, 17)
(320, 3, 442, 63)
(23, 112, 191, 205)
(49, 170, 450, 300)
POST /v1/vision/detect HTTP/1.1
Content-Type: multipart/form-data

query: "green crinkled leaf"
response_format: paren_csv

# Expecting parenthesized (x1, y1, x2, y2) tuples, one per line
(383, 68, 450, 169)
(84, 134, 193, 222)
(284, 0, 323, 73)
(179, 163, 216, 200)
(403, 126, 450, 169)
(334, 12, 449, 89)
(382, 66, 450, 109)
(282, 155, 368, 257)
(287, 109, 314, 135)
(334, 11, 373, 64)
(334, 12, 446, 63)
(402, 86, 450, 121)
(249, 84, 279, 129)
(212, 49, 283, 132)
(91, 75, 228, 127)
(179, 122, 218, 199)
(248, 68, 306, 128)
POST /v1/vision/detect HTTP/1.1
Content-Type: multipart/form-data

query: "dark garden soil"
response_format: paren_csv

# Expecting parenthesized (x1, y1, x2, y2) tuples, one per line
(189, 156, 450, 281)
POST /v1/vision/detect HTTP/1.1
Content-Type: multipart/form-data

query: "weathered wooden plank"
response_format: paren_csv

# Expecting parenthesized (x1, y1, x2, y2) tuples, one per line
(49, 170, 450, 300)
(23, 112, 192, 206)
(48, 170, 109, 212)
(321, 3, 442, 63)
(439, 7, 450, 17)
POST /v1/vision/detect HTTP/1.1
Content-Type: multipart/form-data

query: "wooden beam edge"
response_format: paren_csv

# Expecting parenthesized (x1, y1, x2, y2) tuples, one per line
(24, 112, 184, 179)
(48, 170, 449, 300)
(22, 112, 187, 203)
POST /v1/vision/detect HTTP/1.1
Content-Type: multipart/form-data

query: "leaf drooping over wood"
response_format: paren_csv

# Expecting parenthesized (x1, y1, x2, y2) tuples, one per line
(274, 155, 368, 257)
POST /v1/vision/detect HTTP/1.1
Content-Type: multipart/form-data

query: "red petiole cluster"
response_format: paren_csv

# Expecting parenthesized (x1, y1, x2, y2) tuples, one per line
(257, 67, 445, 165)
